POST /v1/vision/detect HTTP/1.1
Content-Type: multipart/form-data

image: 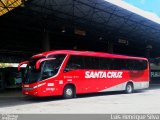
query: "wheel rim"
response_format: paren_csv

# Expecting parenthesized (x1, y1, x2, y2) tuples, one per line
(127, 85, 132, 93)
(66, 88, 73, 96)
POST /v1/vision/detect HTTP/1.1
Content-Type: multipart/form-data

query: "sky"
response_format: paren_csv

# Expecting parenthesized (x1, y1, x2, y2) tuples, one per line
(124, 0, 160, 17)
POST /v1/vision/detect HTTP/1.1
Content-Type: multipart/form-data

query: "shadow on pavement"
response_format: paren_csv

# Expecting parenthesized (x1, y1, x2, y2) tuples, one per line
(149, 84, 160, 90)
(0, 84, 160, 108)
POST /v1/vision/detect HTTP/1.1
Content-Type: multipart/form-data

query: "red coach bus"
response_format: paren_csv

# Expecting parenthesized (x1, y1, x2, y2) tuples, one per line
(18, 50, 149, 98)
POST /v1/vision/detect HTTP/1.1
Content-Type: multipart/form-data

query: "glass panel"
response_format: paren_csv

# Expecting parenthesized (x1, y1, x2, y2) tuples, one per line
(150, 58, 160, 70)
(23, 58, 44, 84)
(23, 55, 66, 84)
(84, 56, 100, 70)
(41, 55, 65, 80)
(64, 55, 84, 72)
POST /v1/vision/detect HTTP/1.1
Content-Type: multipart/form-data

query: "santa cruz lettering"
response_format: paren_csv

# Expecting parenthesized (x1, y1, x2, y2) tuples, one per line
(85, 71, 123, 78)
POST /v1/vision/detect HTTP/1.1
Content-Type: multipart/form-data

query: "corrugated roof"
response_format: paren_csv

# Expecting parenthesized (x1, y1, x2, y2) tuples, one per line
(0, 0, 22, 16)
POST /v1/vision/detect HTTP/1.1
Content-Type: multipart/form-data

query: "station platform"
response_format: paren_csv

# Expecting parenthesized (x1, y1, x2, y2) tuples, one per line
(0, 84, 159, 98)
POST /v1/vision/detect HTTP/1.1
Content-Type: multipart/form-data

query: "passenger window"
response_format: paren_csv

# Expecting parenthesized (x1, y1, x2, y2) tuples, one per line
(42, 60, 58, 79)
(64, 55, 84, 72)
(84, 56, 100, 69)
(99, 57, 111, 70)
(41, 55, 66, 79)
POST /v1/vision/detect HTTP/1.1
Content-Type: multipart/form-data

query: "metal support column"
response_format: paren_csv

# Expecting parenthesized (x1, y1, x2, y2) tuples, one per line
(42, 30, 50, 51)
(0, 71, 5, 92)
(108, 39, 114, 53)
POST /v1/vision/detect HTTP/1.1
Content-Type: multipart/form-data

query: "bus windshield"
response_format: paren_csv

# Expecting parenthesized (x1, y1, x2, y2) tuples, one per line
(23, 55, 66, 84)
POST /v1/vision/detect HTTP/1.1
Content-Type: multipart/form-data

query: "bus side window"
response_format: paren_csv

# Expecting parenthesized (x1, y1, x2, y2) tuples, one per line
(119, 59, 128, 70)
(127, 60, 147, 70)
(64, 55, 84, 72)
(99, 57, 111, 70)
(127, 60, 135, 70)
(42, 60, 57, 79)
(112, 59, 124, 70)
(135, 60, 147, 70)
(84, 56, 100, 70)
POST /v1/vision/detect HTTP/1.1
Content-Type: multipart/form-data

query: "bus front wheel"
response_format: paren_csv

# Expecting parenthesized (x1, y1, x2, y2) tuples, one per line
(63, 85, 75, 99)
(125, 83, 134, 94)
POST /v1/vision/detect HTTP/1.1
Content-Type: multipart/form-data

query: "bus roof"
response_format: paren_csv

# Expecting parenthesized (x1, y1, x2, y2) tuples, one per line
(32, 50, 148, 61)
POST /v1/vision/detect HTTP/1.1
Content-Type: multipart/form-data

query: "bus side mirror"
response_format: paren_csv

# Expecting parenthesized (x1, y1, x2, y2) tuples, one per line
(18, 61, 29, 71)
(36, 58, 56, 70)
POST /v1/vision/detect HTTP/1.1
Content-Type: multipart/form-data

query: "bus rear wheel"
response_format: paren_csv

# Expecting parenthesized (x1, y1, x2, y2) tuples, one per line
(63, 85, 75, 99)
(125, 83, 134, 94)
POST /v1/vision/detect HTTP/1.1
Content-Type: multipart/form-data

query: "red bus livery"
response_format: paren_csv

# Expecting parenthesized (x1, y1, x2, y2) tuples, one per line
(18, 50, 149, 98)
(85, 71, 123, 78)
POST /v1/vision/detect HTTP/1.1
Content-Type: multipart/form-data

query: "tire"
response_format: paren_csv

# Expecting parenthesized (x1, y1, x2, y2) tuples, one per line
(125, 83, 134, 94)
(63, 85, 75, 99)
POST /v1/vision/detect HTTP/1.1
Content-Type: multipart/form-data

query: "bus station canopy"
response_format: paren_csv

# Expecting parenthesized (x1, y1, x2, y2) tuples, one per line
(0, 0, 160, 62)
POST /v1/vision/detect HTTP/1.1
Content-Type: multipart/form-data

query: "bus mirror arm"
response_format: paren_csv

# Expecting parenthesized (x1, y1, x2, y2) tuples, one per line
(36, 58, 56, 70)
(64, 69, 69, 73)
(18, 61, 29, 71)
